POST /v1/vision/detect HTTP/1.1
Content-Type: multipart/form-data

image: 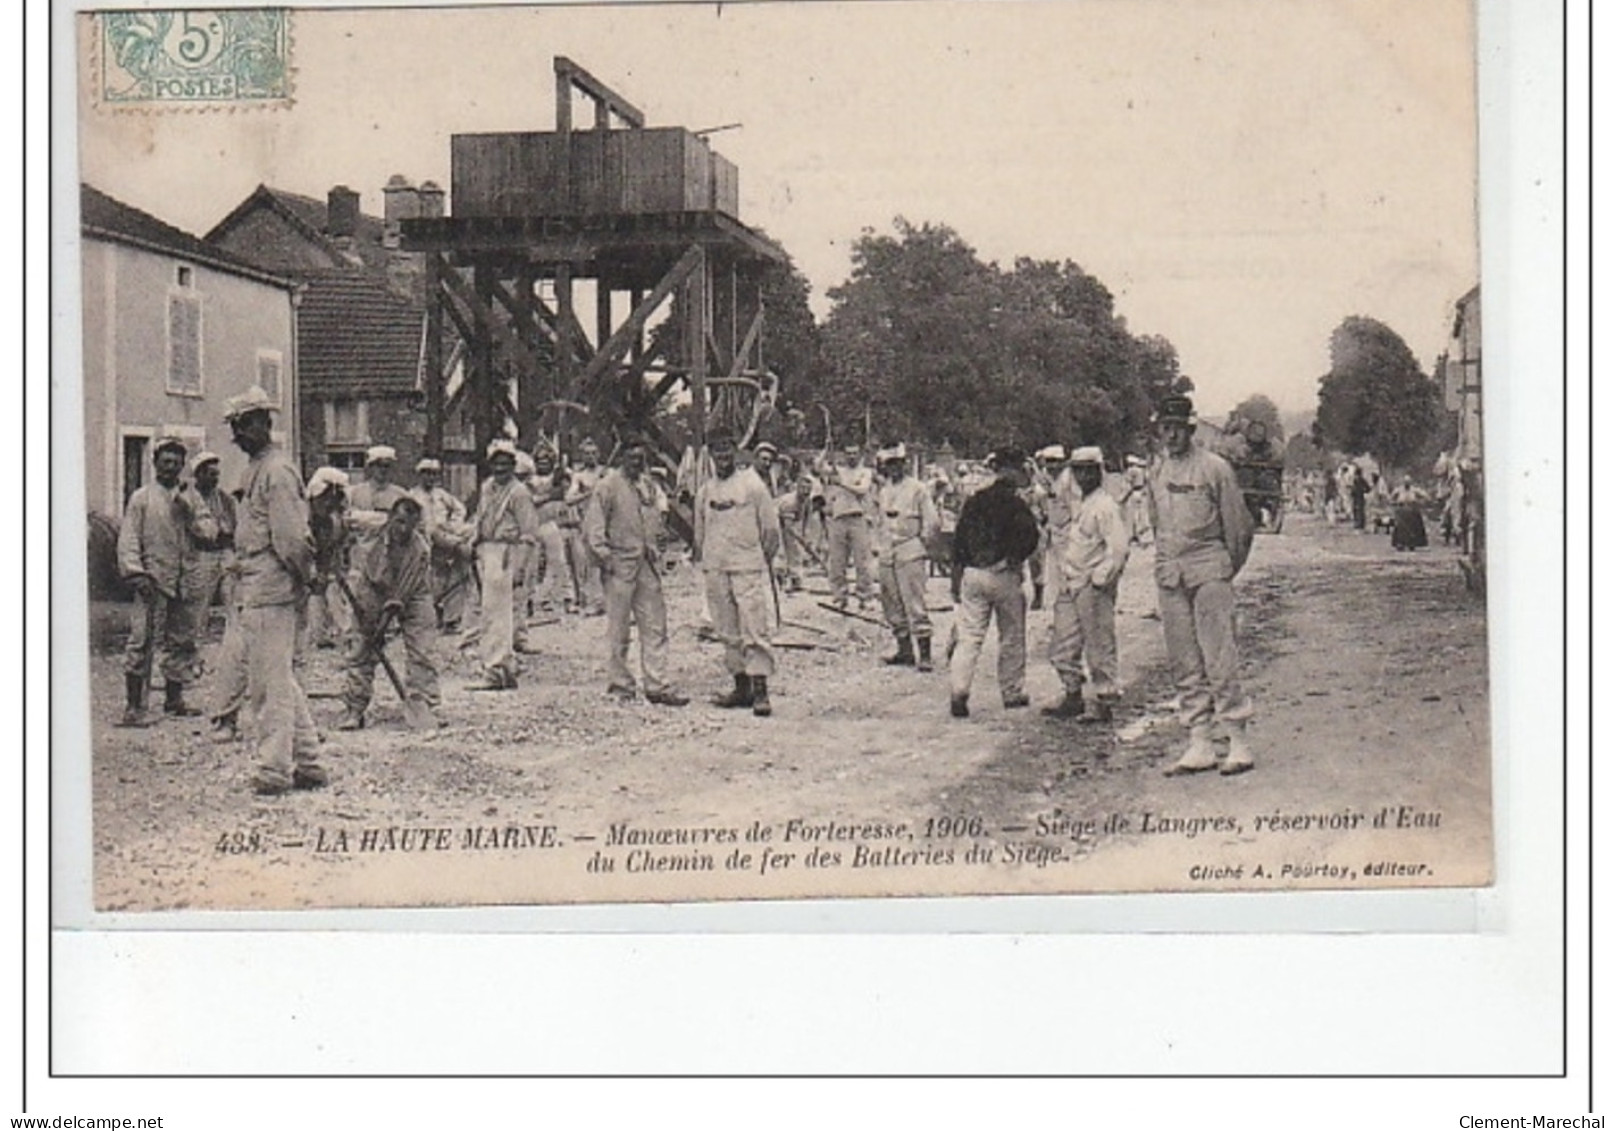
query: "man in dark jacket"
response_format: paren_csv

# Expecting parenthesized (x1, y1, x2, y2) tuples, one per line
(947, 448, 1042, 718)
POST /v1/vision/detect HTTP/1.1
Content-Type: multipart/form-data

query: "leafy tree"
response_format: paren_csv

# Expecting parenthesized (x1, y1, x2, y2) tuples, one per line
(1313, 316, 1443, 469)
(816, 218, 1192, 458)
(1231, 394, 1282, 436)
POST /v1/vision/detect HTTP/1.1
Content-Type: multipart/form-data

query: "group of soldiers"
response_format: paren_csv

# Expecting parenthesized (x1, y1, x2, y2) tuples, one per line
(113, 385, 1258, 795)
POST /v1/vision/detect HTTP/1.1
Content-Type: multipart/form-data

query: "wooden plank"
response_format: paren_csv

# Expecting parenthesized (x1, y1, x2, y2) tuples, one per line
(556, 263, 576, 400)
(554, 56, 645, 129)
(440, 264, 551, 382)
(424, 254, 446, 455)
(577, 244, 705, 392)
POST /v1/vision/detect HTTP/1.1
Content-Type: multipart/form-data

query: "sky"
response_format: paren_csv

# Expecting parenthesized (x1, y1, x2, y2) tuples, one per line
(76, 0, 1478, 417)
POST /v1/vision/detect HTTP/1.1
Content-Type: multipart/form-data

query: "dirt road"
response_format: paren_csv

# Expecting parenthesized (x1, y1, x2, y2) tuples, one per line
(84, 510, 1491, 910)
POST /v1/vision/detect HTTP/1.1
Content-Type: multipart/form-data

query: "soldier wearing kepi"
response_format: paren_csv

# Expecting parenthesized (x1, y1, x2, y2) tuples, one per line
(695, 433, 783, 717)
(115, 436, 203, 726)
(873, 443, 941, 671)
(583, 437, 689, 706)
(225, 386, 327, 795)
(469, 439, 539, 690)
(947, 448, 1042, 718)
(1148, 395, 1258, 775)
(338, 495, 439, 730)
(1042, 447, 1130, 722)
(347, 445, 409, 547)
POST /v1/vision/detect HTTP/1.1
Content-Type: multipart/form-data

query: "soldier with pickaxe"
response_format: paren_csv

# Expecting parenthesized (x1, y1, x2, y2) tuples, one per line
(334, 495, 440, 731)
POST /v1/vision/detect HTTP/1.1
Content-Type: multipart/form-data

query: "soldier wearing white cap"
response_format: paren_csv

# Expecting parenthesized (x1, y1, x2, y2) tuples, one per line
(469, 439, 539, 689)
(695, 432, 783, 717)
(411, 457, 473, 633)
(1042, 447, 1130, 722)
(180, 449, 235, 656)
(302, 466, 355, 653)
(1027, 445, 1068, 611)
(348, 444, 408, 546)
(873, 443, 941, 671)
(224, 386, 326, 795)
(528, 446, 576, 614)
(1148, 395, 1257, 775)
(114, 435, 204, 725)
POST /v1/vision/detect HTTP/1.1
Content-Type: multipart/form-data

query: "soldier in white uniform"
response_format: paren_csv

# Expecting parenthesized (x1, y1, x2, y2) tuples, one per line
(695, 434, 783, 717)
(873, 443, 941, 672)
(1148, 396, 1257, 775)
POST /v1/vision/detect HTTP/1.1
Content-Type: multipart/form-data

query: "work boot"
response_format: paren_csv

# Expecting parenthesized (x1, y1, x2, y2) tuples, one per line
(1220, 721, 1256, 775)
(884, 634, 916, 666)
(645, 688, 690, 708)
(950, 693, 970, 719)
(1078, 697, 1115, 725)
(115, 673, 153, 728)
(209, 712, 239, 744)
(163, 680, 201, 717)
(915, 636, 934, 672)
(1041, 689, 1087, 719)
(1164, 725, 1218, 776)
(750, 676, 773, 717)
(1003, 693, 1031, 709)
(712, 673, 754, 709)
(292, 764, 330, 791)
(1031, 583, 1045, 611)
(335, 708, 365, 731)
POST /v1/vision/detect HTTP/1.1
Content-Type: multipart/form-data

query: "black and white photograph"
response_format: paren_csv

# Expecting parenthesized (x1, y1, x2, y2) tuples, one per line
(62, 0, 1493, 913)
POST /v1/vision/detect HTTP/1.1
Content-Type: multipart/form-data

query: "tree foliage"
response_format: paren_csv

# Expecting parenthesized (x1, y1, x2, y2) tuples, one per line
(811, 218, 1191, 457)
(1312, 316, 1443, 469)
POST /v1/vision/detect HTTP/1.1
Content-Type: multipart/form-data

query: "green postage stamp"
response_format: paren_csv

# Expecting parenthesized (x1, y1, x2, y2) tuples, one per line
(96, 9, 291, 108)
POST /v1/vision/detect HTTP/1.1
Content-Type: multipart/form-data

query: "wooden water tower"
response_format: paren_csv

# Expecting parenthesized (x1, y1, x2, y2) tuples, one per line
(401, 57, 788, 479)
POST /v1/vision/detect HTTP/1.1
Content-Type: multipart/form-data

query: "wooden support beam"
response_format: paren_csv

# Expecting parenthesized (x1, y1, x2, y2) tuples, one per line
(440, 264, 550, 380)
(596, 278, 613, 361)
(688, 252, 709, 449)
(514, 267, 544, 450)
(424, 253, 446, 455)
(725, 307, 765, 383)
(556, 264, 576, 402)
(554, 56, 646, 129)
(577, 244, 704, 393)
(473, 264, 498, 463)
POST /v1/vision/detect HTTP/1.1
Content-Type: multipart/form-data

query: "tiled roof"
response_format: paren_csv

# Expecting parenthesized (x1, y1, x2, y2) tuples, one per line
(299, 274, 423, 398)
(205, 184, 393, 274)
(80, 184, 294, 288)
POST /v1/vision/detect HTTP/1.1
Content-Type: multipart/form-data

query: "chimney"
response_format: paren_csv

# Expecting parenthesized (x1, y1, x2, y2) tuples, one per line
(327, 184, 360, 239)
(382, 173, 419, 249)
(418, 180, 445, 220)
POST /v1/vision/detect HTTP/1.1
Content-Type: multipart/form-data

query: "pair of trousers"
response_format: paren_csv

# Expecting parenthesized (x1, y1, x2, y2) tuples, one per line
(477, 541, 519, 676)
(604, 568, 671, 693)
(1157, 578, 1252, 728)
(706, 569, 775, 677)
(343, 593, 440, 713)
(183, 552, 225, 658)
(825, 515, 874, 603)
(568, 528, 604, 611)
(878, 557, 931, 639)
(1049, 582, 1119, 699)
(431, 548, 470, 628)
(533, 522, 573, 609)
(123, 586, 197, 687)
(208, 581, 248, 721)
(241, 603, 320, 782)
(948, 566, 1027, 701)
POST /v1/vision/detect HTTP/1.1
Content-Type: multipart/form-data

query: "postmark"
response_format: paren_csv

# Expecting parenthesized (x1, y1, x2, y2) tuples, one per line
(96, 9, 291, 110)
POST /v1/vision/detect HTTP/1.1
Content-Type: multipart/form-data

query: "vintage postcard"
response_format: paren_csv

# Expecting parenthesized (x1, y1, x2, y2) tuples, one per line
(65, 0, 1489, 913)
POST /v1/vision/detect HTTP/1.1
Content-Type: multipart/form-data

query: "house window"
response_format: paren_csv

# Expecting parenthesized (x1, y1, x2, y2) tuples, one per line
(256, 349, 284, 402)
(324, 399, 369, 445)
(176, 265, 193, 287)
(167, 286, 203, 396)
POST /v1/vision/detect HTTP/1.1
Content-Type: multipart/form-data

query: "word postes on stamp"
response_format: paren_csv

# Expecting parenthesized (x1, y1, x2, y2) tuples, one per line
(97, 10, 291, 109)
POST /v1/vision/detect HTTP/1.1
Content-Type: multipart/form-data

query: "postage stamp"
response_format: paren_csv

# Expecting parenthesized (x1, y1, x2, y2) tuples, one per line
(95, 9, 291, 109)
